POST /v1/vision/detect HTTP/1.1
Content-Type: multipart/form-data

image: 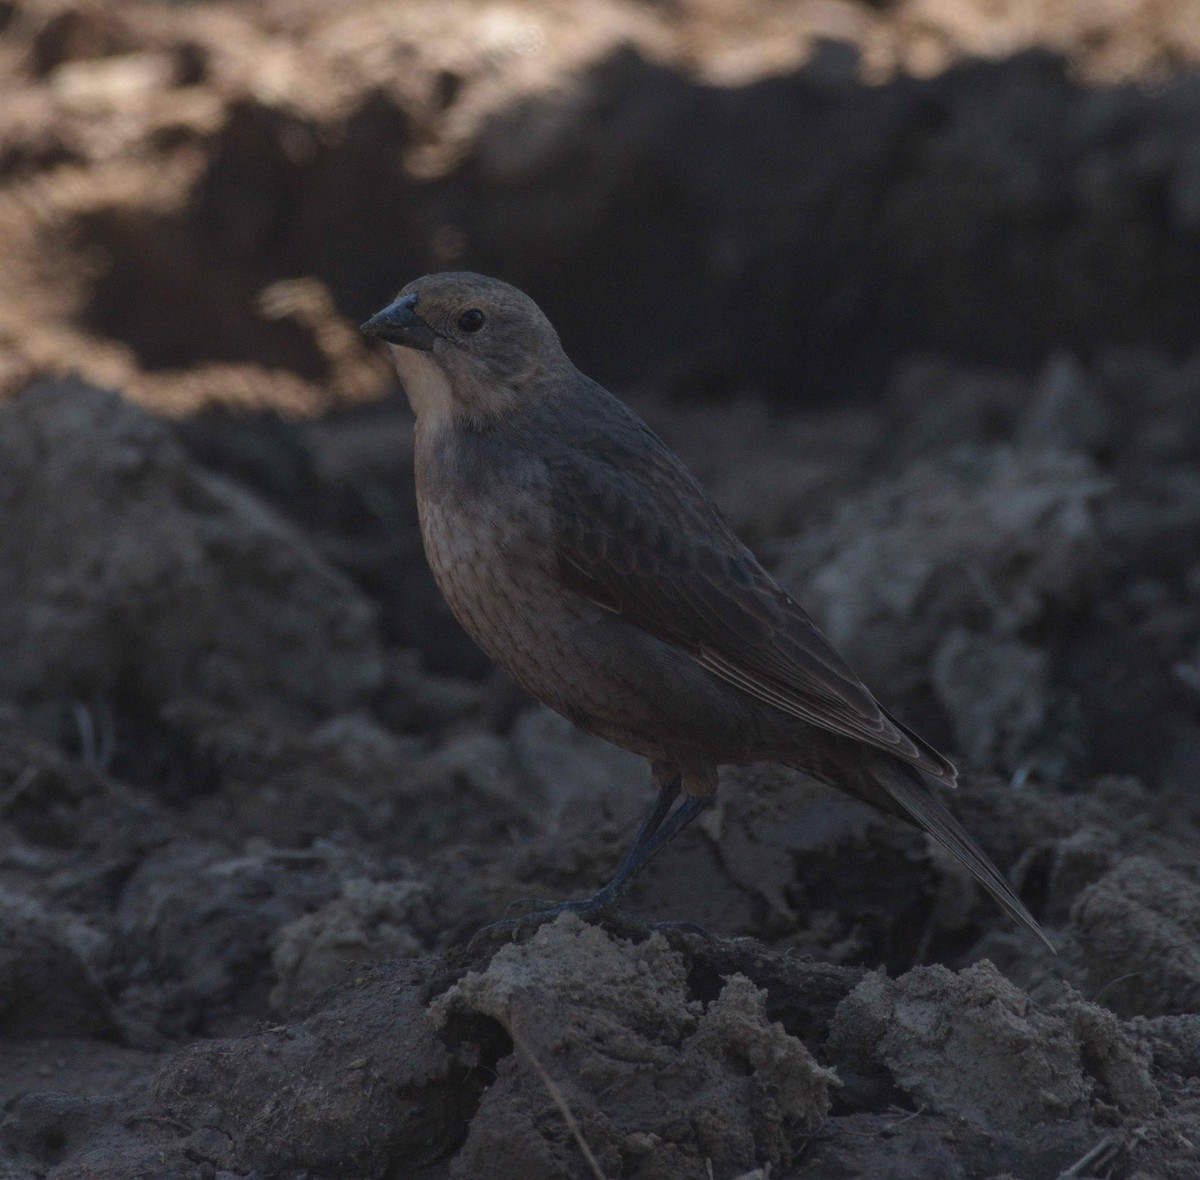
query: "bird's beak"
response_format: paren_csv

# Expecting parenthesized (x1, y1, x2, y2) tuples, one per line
(360, 294, 438, 351)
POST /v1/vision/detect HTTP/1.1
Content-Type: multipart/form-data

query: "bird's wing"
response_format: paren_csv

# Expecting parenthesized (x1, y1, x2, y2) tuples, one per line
(547, 439, 957, 787)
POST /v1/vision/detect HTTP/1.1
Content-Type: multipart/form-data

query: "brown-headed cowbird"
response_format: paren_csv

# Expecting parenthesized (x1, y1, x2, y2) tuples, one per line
(361, 273, 1053, 951)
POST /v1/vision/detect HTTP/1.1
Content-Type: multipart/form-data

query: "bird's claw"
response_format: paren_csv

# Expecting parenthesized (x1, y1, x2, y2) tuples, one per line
(467, 889, 635, 950)
(502, 895, 559, 918)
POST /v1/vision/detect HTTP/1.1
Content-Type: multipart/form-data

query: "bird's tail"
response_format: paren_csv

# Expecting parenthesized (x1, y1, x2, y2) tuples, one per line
(794, 756, 1056, 953)
(880, 761, 1055, 952)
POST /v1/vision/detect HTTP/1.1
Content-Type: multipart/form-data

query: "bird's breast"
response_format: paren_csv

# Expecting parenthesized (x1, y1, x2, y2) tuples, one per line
(418, 478, 551, 608)
(411, 425, 765, 766)
(415, 435, 585, 697)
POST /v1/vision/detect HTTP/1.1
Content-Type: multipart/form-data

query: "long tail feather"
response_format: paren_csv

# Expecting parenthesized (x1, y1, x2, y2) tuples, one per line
(877, 764, 1057, 954)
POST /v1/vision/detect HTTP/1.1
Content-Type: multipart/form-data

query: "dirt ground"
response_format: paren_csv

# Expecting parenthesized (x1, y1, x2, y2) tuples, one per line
(2, 1, 1200, 1177)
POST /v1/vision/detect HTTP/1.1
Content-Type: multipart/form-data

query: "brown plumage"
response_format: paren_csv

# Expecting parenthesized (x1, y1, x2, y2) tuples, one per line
(361, 272, 1054, 951)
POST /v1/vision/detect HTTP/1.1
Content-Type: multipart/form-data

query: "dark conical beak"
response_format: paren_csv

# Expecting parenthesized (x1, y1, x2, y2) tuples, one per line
(360, 294, 438, 351)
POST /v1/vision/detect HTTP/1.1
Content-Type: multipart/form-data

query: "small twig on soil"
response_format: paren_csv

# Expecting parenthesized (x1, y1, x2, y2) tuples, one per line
(508, 1019, 608, 1180)
(1090, 972, 1146, 1006)
(838, 1106, 927, 1139)
(1056, 1132, 1120, 1178)
(882, 1104, 926, 1131)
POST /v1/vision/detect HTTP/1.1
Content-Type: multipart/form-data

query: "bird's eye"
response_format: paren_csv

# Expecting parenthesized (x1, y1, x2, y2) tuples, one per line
(458, 308, 486, 333)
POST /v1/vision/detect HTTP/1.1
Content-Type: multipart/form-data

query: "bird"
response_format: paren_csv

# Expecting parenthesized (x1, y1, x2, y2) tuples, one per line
(360, 272, 1054, 952)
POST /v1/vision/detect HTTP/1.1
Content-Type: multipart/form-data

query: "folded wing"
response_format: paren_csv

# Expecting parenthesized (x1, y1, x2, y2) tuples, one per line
(547, 440, 957, 788)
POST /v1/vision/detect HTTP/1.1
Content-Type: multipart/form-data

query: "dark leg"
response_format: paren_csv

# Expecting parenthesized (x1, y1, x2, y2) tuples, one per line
(502, 773, 681, 918)
(596, 790, 709, 903)
(608, 773, 682, 879)
(473, 778, 713, 945)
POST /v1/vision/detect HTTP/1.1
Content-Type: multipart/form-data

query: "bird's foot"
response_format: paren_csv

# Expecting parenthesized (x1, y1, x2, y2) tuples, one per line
(469, 886, 643, 948)
(501, 895, 565, 919)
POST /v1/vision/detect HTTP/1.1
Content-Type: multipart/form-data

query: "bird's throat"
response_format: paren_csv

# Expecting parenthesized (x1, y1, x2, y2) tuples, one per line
(389, 345, 457, 427)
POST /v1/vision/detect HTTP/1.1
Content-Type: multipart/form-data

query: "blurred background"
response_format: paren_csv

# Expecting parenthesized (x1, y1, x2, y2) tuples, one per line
(4, 0, 1200, 408)
(8, 0, 1195, 776)
(2, 3, 1200, 1176)
(4, 0, 1198, 754)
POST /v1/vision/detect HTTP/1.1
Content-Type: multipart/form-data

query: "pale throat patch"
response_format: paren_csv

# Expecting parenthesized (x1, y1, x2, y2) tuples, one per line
(388, 344, 457, 425)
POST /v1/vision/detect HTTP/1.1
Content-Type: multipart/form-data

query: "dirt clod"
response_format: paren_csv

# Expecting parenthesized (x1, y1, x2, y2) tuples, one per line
(432, 915, 837, 1178)
(0, 379, 385, 722)
(1072, 856, 1200, 1018)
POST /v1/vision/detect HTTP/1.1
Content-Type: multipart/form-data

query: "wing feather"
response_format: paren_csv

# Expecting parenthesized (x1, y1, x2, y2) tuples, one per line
(548, 440, 957, 786)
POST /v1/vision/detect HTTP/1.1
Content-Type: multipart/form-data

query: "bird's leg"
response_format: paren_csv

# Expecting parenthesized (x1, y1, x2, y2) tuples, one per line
(590, 787, 708, 907)
(476, 774, 713, 945)
(607, 769, 683, 876)
(503, 771, 681, 918)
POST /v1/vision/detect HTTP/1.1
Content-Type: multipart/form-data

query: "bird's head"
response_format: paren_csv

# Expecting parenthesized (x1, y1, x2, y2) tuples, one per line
(361, 272, 567, 427)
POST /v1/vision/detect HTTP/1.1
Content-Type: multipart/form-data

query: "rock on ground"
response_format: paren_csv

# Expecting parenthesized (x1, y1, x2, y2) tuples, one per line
(430, 916, 837, 1180)
(0, 379, 385, 722)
